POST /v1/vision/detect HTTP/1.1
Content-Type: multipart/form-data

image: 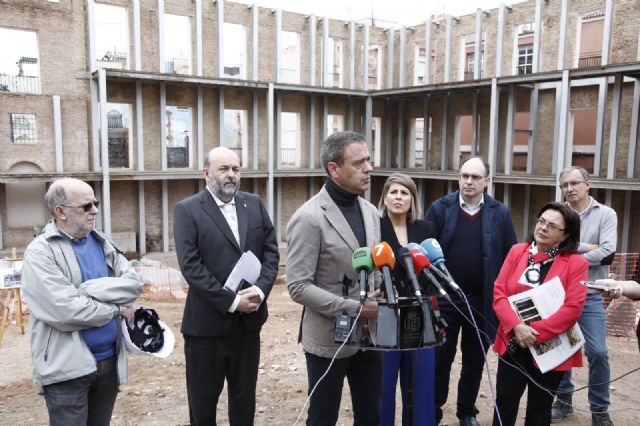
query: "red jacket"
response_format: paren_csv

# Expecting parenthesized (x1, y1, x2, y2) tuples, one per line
(492, 243, 588, 371)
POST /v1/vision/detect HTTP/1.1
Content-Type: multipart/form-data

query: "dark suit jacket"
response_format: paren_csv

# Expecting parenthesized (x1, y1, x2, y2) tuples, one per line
(380, 216, 435, 297)
(173, 190, 279, 337)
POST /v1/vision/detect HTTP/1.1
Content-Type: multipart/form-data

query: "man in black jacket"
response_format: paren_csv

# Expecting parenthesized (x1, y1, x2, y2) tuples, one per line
(425, 157, 516, 426)
(174, 147, 279, 425)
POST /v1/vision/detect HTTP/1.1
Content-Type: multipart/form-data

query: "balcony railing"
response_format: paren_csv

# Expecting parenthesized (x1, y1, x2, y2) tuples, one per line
(108, 136, 129, 168)
(96, 51, 128, 70)
(165, 57, 191, 75)
(167, 146, 189, 168)
(578, 55, 602, 69)
(0, 74, 40, 94)
(572, 153, 594, 174)
(512, 153, 528, 172)
(280, 147, 299, 167)
(279, 68, 299, 84)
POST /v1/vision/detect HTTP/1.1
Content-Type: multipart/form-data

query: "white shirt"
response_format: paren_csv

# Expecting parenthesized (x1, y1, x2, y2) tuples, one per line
(207, 188, 240, 245)
(459, 193, 485, 216)
(206, 187, 264, 313)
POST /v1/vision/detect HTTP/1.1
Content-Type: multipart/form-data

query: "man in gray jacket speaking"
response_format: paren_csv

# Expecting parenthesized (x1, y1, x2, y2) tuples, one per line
(286, 132, 381, 425)
(21, 178, 141, 426)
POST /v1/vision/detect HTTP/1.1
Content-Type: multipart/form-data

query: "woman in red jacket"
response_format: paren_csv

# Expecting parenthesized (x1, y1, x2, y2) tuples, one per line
(492, 202, 587, 426)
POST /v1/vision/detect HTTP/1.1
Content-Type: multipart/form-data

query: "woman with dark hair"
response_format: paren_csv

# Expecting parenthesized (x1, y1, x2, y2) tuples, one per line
(492, 202, 588, 426)
(377, 173, 436, 425)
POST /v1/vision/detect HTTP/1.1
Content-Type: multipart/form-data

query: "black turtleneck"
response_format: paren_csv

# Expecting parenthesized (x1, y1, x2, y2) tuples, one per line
(325, 178, 367, 248)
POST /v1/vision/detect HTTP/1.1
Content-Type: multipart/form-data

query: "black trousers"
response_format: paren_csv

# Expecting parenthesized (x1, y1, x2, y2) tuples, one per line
(305, 350, 383, 426)
(184, 328, 260, 426)
(493, 347, 563, 426)
(435, 295, 488, 422)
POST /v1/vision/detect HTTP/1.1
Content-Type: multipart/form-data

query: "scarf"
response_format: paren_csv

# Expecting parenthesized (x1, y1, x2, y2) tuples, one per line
(521, 242, 559, 286)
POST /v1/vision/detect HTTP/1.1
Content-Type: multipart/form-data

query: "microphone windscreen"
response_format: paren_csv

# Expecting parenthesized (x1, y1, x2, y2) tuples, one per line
(372, 241, 395, 270)
(352, 247, 374, 274)
(420, 238, 444, 264)
(406, 242, 421, 252)
(409, 248, 431, 274)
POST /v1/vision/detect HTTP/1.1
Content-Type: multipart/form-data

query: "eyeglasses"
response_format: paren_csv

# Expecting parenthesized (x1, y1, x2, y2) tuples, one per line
(458, 173, 485, 181)
(535, 217, 564, 232)
(558, 180, 585, 190)
(61, 200, 100, 212)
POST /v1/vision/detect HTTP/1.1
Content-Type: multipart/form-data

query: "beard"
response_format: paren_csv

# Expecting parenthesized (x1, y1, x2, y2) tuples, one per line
(209, 177, 239, 202)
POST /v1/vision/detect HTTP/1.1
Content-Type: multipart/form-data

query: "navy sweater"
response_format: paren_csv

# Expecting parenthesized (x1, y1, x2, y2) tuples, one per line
(445, 208, 484, 295)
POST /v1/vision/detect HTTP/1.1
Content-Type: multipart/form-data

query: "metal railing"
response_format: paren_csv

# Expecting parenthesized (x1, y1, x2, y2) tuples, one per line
(512, 153, 528, 172)
(96, 51, 128, 70)
(108, 137, 129, 168)
(279, 68, 299, 84)
(165, 58, 191, 75)
(0, 74, 40, 94)
(280, 147, 299, 167)
(167, 146, 189, 168)
(571, 153, 594, 173)
(578, 55, 602, 68)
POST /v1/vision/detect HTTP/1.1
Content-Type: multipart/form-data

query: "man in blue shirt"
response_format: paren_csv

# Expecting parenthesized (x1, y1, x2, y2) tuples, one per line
(22, 178, 141, 426)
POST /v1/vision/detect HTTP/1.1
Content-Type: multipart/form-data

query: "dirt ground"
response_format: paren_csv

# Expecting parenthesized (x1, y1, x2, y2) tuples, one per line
(1, 258, 639, 425)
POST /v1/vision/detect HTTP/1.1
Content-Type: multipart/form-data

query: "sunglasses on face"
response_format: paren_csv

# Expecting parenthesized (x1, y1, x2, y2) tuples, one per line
(61, 200, 100, 212)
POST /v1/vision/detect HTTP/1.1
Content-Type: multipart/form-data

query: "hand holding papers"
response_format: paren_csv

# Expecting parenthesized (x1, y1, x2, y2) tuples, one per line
(223, 251, 261, 293)
(508, 276, 585, 373)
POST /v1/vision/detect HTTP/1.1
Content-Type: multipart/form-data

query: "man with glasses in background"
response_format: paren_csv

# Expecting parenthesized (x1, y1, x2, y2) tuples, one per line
(21, 178, 141, 426)
(552, 166, 617, 426)
(426, 156, 516, 426)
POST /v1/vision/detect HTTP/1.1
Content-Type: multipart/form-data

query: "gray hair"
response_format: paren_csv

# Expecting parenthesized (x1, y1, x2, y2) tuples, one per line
(559, 166, 590, 181)
(321, 131, 367, 175)
(44, 182, 68, 216)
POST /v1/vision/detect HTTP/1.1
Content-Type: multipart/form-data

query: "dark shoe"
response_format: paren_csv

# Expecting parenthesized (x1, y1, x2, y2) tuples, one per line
(459, 416, 480, 426)
(592, 412, 614, 426)
(551, 393, 573, 423)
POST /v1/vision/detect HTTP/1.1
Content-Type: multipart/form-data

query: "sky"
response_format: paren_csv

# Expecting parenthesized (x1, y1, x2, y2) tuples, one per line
(234, 0, 527, 27)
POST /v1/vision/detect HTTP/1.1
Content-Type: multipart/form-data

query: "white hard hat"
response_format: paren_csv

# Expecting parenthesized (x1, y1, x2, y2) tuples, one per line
(120, 307, 175, 358)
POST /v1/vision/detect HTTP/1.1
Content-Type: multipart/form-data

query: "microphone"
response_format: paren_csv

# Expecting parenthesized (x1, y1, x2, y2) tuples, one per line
(408, 248, 452, 302)
(397, 247, 423, 300)
(352, 247, 374, 305)
(372, 241, 397, 306)
(420, 238, 462, 293)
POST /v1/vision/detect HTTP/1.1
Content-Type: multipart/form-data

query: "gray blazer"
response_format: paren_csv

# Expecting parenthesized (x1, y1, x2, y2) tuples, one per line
(286, 186, 380, 358)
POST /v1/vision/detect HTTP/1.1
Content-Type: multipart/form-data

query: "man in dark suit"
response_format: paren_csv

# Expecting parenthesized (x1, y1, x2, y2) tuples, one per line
(173, 147, 279, 426)
(425, 156, 516, 426)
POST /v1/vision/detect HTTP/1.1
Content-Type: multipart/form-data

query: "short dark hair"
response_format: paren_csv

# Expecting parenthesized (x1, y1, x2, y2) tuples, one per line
(460, 156, 490, 177)
(528, 202, 580, 254)
(321, 131, 367, 175)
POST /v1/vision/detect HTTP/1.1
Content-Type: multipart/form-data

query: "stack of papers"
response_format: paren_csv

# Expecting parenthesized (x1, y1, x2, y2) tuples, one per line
(223, 251, 262, 293)
(508, 276, 585, 373)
